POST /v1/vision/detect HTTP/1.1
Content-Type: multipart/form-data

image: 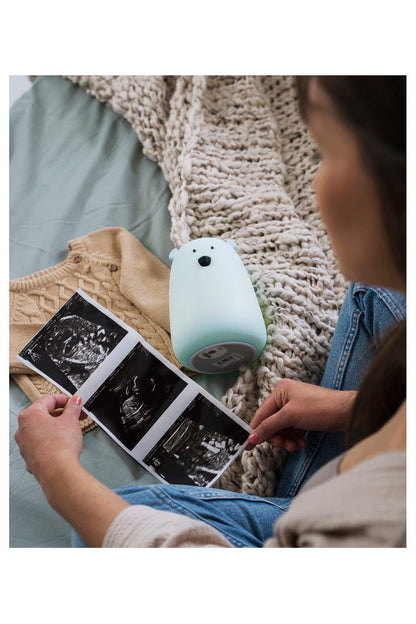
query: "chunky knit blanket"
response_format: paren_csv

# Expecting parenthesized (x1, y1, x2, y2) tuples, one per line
(65, 75, 348, 497)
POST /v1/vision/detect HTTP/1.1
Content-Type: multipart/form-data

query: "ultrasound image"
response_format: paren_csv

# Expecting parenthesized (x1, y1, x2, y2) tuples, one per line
(19, 292, 127, 393)
(143, 394, 248, 486)
(85, 342, 187, 450)
(113, 375, 157, 433)
(44, 314, 121, 388)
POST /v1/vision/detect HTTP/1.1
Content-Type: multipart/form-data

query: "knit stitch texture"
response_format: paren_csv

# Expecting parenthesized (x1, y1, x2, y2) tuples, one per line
(65, 76, 348, 496)
(10, 227, 182, 434)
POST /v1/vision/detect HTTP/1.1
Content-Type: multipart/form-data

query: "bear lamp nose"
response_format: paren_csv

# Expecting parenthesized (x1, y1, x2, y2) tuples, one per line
(198, 255, 211, 267)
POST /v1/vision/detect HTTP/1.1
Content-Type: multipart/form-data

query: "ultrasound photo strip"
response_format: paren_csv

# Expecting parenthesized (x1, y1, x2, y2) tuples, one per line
(17, 289, 252, 486)
(18, 290, 131, 395)
(84, 342, 188, 451)
(143, 393, 249, 487)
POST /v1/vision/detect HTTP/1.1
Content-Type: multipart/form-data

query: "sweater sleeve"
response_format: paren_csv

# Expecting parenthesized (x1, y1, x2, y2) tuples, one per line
(264, 450, 406, 548)
(102, 505, 234, 548)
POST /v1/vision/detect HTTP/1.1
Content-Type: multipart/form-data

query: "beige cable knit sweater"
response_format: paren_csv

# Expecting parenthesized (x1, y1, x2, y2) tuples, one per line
(9, 227, 182, 433)
(64, 75, 348, 496)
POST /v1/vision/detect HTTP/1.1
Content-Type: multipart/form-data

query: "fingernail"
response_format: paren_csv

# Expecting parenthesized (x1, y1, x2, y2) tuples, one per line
(70, 395, 82, 406)
(248, 432, 259, 444)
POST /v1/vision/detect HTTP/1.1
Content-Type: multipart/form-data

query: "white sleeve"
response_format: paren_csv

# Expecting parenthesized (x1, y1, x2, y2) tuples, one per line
(102, 505, 234, 548)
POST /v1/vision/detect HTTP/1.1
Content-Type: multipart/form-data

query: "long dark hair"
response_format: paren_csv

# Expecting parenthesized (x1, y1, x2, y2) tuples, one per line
(296, 76, 406, 446)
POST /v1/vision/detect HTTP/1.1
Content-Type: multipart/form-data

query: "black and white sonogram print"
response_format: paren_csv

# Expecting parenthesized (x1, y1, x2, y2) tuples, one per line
(143, 394, 249, 486)
(85, 342, 187, 450)
(19, 292, 127, 393)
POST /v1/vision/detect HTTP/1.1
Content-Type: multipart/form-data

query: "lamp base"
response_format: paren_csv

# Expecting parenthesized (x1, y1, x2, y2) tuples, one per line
(189, 342, 258, 374)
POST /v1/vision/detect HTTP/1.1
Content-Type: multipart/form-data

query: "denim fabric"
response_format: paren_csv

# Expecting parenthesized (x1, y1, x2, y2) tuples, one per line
(71, 484, 291, 548)
(276, 283, 406, 498)
(72, 283, 406, 548)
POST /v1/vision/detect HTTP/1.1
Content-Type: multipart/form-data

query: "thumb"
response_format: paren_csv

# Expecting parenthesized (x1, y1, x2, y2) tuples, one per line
(61, 395, 83, 420)
(248, 405, 294, 446)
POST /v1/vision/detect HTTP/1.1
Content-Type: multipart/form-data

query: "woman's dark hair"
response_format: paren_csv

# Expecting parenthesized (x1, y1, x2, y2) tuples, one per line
(296, 76, 406, 446)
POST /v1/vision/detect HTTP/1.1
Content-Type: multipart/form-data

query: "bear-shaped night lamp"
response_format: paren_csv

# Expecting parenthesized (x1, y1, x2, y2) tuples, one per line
(169, 238, 267, 373)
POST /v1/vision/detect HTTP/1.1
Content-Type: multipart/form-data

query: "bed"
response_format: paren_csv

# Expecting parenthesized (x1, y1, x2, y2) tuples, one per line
(9, 76, 236, 547)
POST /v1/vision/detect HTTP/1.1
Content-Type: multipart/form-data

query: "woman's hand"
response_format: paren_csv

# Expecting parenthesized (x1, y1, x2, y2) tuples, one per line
(246, 379, 357, 452)
(14, 394, 85, 490)
(15, 393, 130, 547)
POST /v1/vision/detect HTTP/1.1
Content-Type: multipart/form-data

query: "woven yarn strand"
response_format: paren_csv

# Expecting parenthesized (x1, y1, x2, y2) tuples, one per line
(64, 75, 348, 496)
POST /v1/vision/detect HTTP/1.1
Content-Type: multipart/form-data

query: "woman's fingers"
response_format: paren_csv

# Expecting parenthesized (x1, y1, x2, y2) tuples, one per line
(61, 395, 83, 422)
(247, 432, 306, 452)
(52, 406, 89, 421)
(270, 433, 306, 451)
(250, 378, 299, 429)
(246, 425, 306, 452)
(35, 394, 69, 415)
(270, 434, 284, 448)
(248, 406, 296, 445)
(249, 394, 282, 429)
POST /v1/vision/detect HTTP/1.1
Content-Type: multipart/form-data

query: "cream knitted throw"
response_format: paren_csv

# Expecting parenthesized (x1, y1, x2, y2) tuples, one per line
(65, 75, 348, 497)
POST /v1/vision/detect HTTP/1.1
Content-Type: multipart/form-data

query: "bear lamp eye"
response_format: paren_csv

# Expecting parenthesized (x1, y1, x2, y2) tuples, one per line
(211, 246, 214, 250)
(193, 249, 196, 253)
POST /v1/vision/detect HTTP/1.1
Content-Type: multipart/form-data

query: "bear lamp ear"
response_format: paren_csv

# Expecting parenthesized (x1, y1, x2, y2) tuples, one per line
(169, 248, 178, 261)
(226, 239, 237, 250)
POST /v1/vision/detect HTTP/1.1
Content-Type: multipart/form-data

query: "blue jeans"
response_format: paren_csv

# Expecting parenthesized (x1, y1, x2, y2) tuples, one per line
(72, 283, 406, 547)
(276, 283, 406, 497)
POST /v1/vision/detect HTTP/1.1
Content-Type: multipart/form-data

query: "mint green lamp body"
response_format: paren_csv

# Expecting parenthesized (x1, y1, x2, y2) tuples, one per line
(169, 238, 267, 374)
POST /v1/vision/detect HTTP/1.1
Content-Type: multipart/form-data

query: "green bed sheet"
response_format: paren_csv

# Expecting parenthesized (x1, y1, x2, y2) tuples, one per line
(9, 76, 237, 547)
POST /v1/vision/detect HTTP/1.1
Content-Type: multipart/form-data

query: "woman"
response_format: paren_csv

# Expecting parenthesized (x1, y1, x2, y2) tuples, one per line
(14, 76, 406, 547)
